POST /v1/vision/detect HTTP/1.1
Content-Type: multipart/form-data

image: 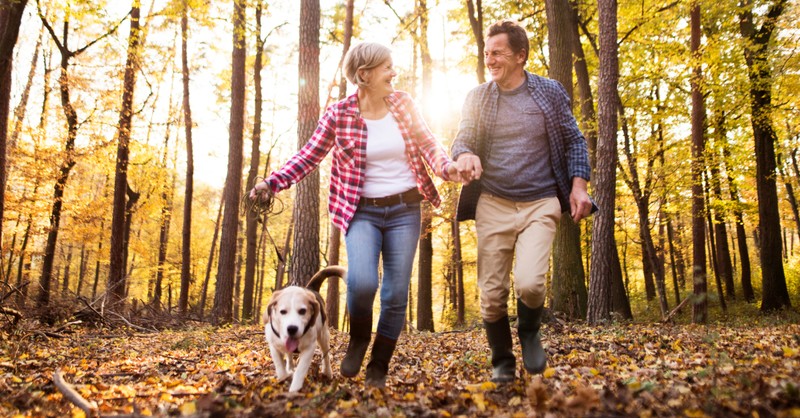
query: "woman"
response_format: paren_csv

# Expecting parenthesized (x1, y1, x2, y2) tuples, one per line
(250, 42, 460, 387)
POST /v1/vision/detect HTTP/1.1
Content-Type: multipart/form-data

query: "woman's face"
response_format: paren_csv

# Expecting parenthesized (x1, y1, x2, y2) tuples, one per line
(360, 57, 396, 97)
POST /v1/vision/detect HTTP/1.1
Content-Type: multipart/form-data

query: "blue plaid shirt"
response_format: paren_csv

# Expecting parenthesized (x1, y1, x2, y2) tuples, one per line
(451, 71, 591, 220)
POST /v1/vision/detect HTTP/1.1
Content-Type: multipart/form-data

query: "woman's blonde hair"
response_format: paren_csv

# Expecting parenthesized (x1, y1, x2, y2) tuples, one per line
(343, 42, 392, 87)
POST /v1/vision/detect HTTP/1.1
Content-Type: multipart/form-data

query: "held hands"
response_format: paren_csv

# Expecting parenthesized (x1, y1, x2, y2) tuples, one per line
(569, 177, 592, 222)
(455, 153, 482, 185)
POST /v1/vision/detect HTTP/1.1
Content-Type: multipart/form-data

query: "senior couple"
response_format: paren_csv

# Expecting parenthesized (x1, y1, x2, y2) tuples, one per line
(250, 20, 593, 388)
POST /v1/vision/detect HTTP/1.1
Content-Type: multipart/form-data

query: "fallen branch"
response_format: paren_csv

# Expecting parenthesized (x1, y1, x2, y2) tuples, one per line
(1, 306, 23, 326)
(0, 281, 28, 304)
(106, 310, 157, 333)
(662, 297, 692, 323)
(53, 369, 98, 417)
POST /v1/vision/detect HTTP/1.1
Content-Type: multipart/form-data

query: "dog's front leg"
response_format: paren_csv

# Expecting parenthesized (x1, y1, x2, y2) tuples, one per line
(269, 345, 292, 382)
(288, 349, 315, 392)
(320, 333, 332, 379)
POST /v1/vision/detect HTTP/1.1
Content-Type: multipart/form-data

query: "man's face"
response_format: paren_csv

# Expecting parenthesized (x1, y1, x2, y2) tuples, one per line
(484, 33, 526, 90)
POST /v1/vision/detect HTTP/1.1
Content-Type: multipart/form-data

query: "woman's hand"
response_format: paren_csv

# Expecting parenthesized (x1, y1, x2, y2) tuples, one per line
(249, 180, 272, 201)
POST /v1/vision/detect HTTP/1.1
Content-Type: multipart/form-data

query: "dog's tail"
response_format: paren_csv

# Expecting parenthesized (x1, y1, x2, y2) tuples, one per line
(306, 265, 346, 292)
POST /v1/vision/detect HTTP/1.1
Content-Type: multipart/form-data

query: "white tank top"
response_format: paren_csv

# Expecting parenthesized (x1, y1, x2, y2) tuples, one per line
(361, 112, 417, 198)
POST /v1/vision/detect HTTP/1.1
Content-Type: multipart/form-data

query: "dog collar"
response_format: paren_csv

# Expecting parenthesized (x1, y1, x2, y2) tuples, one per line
(270, 317, 281, 338)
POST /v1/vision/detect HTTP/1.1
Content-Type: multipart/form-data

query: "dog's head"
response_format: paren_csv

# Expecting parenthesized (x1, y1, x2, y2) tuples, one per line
(264, 287, 321, 353)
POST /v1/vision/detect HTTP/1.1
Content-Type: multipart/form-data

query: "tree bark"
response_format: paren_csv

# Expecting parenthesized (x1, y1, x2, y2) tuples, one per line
(153, 120, 175, 310)
(587, 0, 617, 324)
(211, 0, 247, 324)
(178, 0, 195, 316)
(326, 0, 353, 330)
(739, 0, 791, 312)
(464, 0, 484, 83)
(0, 0, 28, 269)
(547, 0, 589, 320)
(200, 193, 223, 320)
(289, 0, 321, 286)
(690, 3, 708, 323)
(242, 0, 266, 322)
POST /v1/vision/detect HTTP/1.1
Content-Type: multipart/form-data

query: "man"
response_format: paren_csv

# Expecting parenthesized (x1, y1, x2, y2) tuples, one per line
(451, 20, 593, 383)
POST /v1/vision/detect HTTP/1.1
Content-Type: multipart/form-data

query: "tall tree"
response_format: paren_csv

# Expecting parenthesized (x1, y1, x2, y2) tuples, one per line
(690, 2, 708, 323)
(107, 0, 142, 307)
(587, 0, 618, 324)
(178, 0, 195, 316)
(416, 0, 435, 332)
(464, 0, 484, 83)
(35, 1, 124, 307)
(0, 0, 28, 269)
(739, 0, 791, 312)
(211, 0, 247, 323)
(327, 0, 354, 329)
(288, 0, 321, 286)
(547, 0, 588, 320)
(242, 0, 266, 322)
(153, 105, 176, 309)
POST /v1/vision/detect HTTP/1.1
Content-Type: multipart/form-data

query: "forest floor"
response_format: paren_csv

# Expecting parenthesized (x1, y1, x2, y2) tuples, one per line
(2, 315, 800, 417)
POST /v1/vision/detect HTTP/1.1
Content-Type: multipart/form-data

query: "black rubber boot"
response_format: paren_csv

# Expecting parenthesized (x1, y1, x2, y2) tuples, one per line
(517, 299, 546, 374)
(484, 316, 516, 383)
(364, 334, 397, 388)
(341, 315, 372, 377)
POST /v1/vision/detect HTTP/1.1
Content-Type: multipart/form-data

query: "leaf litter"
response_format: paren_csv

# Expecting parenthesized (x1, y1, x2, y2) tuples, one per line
(2, 321, 799, 417)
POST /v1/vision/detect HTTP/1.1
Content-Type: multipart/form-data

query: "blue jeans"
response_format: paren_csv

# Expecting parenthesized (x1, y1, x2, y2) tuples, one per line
(344, 201, 421, 340)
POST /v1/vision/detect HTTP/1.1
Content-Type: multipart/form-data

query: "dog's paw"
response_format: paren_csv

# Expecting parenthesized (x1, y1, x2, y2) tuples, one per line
(276, 371, 293, 383)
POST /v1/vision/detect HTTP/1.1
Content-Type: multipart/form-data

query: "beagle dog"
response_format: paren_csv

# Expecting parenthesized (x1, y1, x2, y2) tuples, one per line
(264, 265, 346, 392)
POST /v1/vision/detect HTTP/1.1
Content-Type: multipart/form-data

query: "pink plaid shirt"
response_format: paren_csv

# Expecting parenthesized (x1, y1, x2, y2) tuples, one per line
(265, 91, 454, 233)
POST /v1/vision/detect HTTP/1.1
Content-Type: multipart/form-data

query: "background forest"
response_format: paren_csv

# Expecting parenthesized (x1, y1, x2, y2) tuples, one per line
(2, 0, 800, 331)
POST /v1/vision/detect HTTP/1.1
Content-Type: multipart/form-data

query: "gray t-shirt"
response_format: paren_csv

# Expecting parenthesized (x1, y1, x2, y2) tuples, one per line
(482, 82, 557, 202)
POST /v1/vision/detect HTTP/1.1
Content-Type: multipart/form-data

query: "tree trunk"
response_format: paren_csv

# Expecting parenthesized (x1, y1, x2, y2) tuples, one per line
(211, 0, 247, 324)
(107, 1, 142, 307)
(9, 25, 38, 151)
(61, 245, 73, 296)
(418, 203, 434, 331)
(453, 217, 465, 325)
(325, 0, 353, 330)
(289, 0, 321, 286)
(724, 144, 753, 302)
(415, 0, 434, 332)
(76, 244, 87, 297)
(464, 0, 484, 83)
(178, 0, 195, 316)
(739, 0, 791, 312)
(36, 13, 81, 308)
(709, 134, 735, 300)
(587, 0, 617, 324)
(0, 0, 28, 266)
(200, 193, 223, 320)
(153, 124, 174, 309)
(703, 172, 727, 312)
(242, 0, 265, 322)
(690, 3, 708, 323)
(547, 0, 589, 320)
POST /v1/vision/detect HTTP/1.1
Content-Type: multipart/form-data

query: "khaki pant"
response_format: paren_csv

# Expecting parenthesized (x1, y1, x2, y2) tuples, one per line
(476, 194, 562, 322)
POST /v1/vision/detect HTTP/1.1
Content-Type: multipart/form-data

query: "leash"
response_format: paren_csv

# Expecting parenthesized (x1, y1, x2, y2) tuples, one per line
(241, 177, 285, 263)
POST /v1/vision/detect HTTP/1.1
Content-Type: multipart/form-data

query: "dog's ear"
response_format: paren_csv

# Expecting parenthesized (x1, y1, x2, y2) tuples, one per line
(264, 290, 282, 323)
(306, 290, 327, 327)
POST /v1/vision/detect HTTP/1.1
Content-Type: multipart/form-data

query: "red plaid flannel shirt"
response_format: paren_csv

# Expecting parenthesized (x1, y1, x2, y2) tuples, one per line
(265, 91, 454, 233)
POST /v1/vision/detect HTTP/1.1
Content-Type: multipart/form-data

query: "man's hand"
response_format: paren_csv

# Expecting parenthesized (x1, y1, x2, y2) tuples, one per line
(569, 177, 592, 222)
(446, 163, 467, 184)
(456, 153, 482, 184)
